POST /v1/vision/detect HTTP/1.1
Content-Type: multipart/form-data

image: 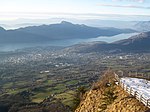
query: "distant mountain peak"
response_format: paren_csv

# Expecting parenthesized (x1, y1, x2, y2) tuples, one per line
(60, 21, 73, 25)
(134, 21, 150, 31)
(0, 26, 5, 31)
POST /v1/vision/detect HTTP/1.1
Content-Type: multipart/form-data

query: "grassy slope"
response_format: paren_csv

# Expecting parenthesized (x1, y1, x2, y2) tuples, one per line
(75, 70, 149, 112)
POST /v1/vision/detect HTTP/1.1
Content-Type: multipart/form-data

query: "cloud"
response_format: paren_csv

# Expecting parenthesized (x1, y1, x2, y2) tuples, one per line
(112, 0, 145, 3)
(98, 4, 150, 9)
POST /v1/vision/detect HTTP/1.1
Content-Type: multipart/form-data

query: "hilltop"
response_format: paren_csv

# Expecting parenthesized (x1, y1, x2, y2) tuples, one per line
(75, 70, 149, 112)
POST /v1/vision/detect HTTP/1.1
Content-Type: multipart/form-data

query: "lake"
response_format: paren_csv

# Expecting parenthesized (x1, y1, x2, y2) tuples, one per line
(0, 33, 138, 52)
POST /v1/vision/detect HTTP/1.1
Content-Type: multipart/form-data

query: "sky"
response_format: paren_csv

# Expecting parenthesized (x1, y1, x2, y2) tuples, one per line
(0, 0, 150, 21)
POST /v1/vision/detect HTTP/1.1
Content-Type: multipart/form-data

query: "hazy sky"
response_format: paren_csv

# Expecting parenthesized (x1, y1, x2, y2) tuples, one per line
(0, 0, 150, 21)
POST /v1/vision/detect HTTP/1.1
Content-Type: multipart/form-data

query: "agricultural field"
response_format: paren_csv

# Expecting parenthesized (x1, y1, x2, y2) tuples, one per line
(0, 47, 150, 111)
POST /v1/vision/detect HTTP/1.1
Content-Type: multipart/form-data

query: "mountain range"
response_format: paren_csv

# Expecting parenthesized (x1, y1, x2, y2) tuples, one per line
(65, 31, 150, 53)
(1, 21, 149, 53)
(1, 19, 150, 32)
(0, 21, 135, 44)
